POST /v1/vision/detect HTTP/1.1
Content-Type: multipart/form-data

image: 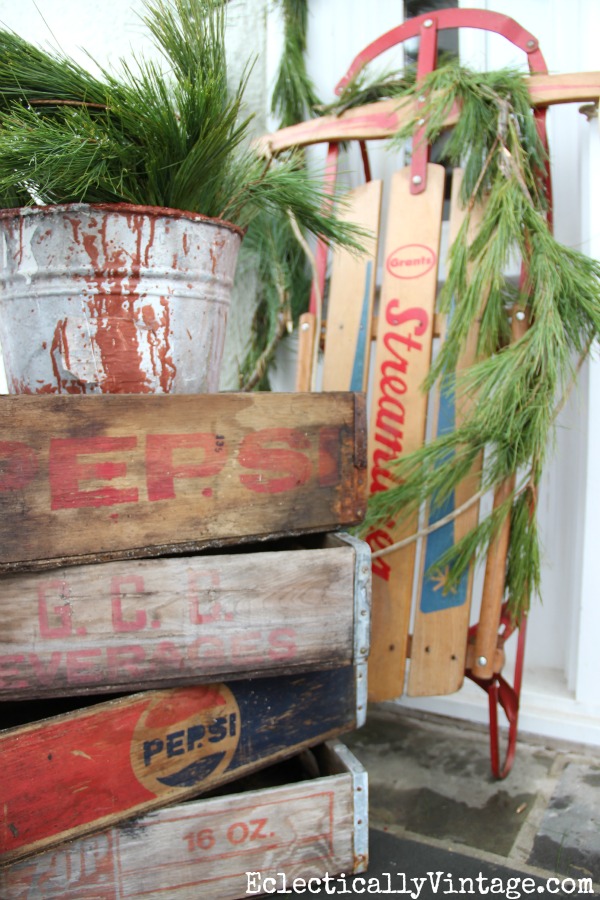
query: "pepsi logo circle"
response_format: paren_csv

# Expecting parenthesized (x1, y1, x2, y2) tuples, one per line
(130, 684, 240, 796)
(386, 244, 436, 279)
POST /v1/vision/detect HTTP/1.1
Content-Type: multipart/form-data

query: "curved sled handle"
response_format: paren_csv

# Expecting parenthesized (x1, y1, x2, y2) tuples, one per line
(336, 8, 547, 97)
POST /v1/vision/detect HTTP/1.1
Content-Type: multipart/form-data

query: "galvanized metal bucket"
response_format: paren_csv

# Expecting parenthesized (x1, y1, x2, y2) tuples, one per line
(0, 203, 243, 394)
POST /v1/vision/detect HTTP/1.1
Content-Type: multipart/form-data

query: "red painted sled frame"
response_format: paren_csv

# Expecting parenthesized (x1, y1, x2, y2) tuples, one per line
(259, 10, 598, 777)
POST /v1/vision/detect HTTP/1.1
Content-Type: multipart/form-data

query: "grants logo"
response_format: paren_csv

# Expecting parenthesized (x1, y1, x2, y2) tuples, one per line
(130, 685, 240, 796)
(386, 244, 436, 280)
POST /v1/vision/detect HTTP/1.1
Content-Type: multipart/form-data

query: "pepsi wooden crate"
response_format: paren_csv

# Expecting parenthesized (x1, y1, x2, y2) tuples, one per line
(0, 663, 366, 866)
(0, 391, 366, 573)
(0, 533, 370, 701)
(0, 740, 367, 899)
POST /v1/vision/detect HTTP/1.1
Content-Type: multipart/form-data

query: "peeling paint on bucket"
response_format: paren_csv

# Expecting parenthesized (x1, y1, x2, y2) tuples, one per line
(0, 203, 243, 394)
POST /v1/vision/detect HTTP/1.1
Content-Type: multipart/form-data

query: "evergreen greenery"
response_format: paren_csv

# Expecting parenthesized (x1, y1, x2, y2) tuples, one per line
(0, 0, 360, 247)
(271, 0, 320, 127)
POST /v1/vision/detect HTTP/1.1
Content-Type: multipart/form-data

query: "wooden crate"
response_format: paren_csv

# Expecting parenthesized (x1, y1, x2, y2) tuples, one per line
(0, 391, 366, 573)
(0, 664, 366, 865)
(0, 741, 367, 899)
(0, 533, 370, 700)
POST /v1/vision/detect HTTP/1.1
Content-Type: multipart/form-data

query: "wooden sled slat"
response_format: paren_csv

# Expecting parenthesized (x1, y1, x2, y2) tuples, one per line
(295, 312, 318, 391)
(408, 169, 485, 696)
(322, 180, 383, 393)
(365, 163, 445, 701)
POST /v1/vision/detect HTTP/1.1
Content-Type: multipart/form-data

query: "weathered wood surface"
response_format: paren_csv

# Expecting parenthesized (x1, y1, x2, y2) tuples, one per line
(0, 664, 365, 865)
(0, 741, 367, 898)
(364, 164, 444, 702)
(256, 71, 600, 154)
(0, 533, 371, 700)
(322, 181, 382, 394)
(0, 392, 367, 572)
(407, 169, 485, 697)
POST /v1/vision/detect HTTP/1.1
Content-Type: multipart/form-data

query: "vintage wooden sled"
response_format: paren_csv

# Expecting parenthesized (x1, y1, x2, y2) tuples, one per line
(260, 8, 600, 777)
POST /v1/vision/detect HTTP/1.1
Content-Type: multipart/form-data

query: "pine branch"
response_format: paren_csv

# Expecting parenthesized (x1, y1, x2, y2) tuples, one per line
(354, 59, 600, 619)
(0, 0, 362, 251)
(271, 0, 321, 127)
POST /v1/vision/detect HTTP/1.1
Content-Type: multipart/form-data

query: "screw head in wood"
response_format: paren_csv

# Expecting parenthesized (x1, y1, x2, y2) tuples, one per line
(477, 655, 488, 667)
(424, 18, 433, 27)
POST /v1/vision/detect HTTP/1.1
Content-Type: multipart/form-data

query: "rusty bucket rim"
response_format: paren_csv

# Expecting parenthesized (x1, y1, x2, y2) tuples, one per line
(0, 201, 246, 240)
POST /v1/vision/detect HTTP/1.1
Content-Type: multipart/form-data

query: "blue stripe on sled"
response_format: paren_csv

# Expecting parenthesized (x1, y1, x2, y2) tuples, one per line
(350, 261, 373, 392)
(420, 377, 469, 613)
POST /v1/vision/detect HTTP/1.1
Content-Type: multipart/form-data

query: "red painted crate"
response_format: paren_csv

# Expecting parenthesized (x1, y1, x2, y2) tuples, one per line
(0, 741, 368, 899)
(0, 664, 366, 865)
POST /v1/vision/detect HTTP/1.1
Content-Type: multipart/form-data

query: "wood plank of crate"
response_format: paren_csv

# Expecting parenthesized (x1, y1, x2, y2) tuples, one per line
(0, 664, 366, 865)
(0, 533, 370, 700)
(0, 392, 367, 572)
(0, 741, 367, 898)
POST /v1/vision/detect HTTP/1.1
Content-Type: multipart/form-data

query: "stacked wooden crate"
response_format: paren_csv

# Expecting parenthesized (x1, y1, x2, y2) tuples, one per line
(0, 390, 371, 897)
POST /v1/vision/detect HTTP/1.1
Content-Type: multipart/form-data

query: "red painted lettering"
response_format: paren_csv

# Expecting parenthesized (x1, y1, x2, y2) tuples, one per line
(146, 433, 227, 501)
(369, 303, 430, 496)
(111, 575, 147, 632)
(49, 436, 138, 509)
(268, 628, 296, 660)
(370, 456, 401, 495)
(385, 302, 428, 342)
(366, 529, 394, 582)
(66, 648, 103, 684)
(231, 631, 262, 661)
(381, 358, 408, 384)
(318, 426, 341, 487)
(239, 428, 312, 494)
(382, 333, 410, 368)
(29, 651, 63, 686)
(106, 644, 146, 678)
(250, 817, 270, 840)
(38, 581, 73, 638)
(188, 570, 222, 625)
(187, 635, 226, 660)
(0, 655, 27, 689)
(0, 441, 38, 491)
(151, 642, 185, 671)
